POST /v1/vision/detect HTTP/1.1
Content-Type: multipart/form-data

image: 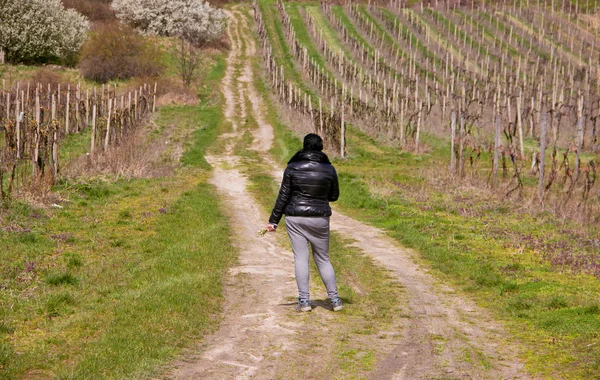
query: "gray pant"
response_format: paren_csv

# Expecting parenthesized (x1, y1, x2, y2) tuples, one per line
(285, 216, 339, 301)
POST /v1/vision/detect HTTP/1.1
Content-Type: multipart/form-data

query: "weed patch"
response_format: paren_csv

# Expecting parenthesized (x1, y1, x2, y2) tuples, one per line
(45, 292, 77, 317)
(64, 253, 83, 268)
(44, 272, 79, 286)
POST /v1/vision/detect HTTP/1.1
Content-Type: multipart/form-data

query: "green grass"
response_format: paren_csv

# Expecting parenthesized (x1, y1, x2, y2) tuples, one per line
(44, 272, 79, 286)
(331, 6, 372, 52)
(0, 46, 234, 379)
(305, 6, 349, 59)
(59, 180, 236, 379)
(258, 0, 316, 99)
(478, 10, 549, 61)
(423, 8, 494, 61)
(455, 10, 522, 60)
(284, 3, 361, 102)
(355, 5, 403, 56)
(339, 6, 419, 82)
(379, 8, 440, 66)
(59, 128, 94, 162)
(286, 3, 328, 70)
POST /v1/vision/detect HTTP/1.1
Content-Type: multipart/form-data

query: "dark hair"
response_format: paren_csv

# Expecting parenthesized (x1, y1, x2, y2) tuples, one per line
(303, 133, 323, 151)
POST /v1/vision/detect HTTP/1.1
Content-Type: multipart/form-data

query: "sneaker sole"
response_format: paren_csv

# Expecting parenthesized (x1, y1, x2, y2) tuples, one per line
(332, 305, 343, 312)
(296, 306, 312, 312)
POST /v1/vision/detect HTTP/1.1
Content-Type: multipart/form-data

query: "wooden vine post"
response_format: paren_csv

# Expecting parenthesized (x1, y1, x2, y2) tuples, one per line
(450, 110, 456, 174)
(91, 104, 97, 157)
(66, 85, 70, 134)
(152, 82, 157, 113)
(341, 96, 345, 158)
(319, 98, 323, 136)
(75, 84, 80, 132)
(516, 89, 524, 158)
(538, 112, 547, 202)
(15, 92, 20, 160)
(493, 114, 500, 189)
(86, 89, 90, 126)
(52, 95, 59, 178)
(104, 98, 112, 150)
(0, 81, 157, 200)
(493, 86, 501, 189)
(34, 91, 40, 177)
(574, 94, 584, 182)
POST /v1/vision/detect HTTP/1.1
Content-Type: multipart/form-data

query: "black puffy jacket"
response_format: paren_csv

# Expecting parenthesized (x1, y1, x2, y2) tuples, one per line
(269, 150, 339, 225)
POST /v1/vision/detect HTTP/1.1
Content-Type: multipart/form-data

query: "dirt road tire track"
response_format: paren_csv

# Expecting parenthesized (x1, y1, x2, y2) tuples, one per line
(331, 213, 527, 379)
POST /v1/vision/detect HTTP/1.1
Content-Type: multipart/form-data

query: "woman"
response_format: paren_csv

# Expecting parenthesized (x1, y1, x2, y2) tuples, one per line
(266, 133, 342, 312)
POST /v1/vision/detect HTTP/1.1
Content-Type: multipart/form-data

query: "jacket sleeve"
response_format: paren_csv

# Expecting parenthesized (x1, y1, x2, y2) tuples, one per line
(328, 166, 339, 202)
(269, 167, 293, 224)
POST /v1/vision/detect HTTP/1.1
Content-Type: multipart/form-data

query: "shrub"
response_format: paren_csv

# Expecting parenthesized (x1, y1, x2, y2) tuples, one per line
(79, 22, 163, 83)
(111, 0, 227, 47)
(45, 292, 76, 317)
(29, 69, 66, 90)
(62, 0, 116, 22)
(64, 252, 83, 268)
(0, 0, 89, 65)
(133, 76, 198, 106)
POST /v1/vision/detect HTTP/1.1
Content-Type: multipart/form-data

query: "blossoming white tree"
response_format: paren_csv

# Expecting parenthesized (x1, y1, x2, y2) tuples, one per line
(111, 0, 227, 47)
(0, 0, 89, 64)
(112, 0, 227, 87)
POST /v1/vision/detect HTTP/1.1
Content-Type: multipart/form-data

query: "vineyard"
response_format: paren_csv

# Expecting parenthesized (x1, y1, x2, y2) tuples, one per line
(2, 2, 600, 377)
(254, 0, 600, 222)
(0, 81, 156, 204)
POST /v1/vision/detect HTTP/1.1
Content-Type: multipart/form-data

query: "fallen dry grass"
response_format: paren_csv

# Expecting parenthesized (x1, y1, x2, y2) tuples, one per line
(580, 12, 600, 31)
(62, 123, 178, 180)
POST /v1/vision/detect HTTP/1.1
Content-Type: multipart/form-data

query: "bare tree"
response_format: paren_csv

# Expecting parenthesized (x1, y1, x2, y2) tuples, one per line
(173, 37, 202, 88)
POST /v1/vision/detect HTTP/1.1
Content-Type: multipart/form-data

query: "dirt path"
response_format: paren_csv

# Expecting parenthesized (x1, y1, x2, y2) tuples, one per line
(331, 213, 527, 379)
(168, 7, 529, 380)
(167, 11, 300, 380)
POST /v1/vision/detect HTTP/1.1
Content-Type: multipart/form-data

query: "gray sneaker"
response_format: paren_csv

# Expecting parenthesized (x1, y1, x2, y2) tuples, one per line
(331, 297, 343, 311)
(295, 298, 311, 312)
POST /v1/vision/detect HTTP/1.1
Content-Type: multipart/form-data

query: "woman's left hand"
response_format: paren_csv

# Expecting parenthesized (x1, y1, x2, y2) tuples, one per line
(266, 224, 277, 232)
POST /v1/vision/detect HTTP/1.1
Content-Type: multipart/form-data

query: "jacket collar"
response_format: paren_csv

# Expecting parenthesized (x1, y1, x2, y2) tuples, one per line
(288, 150, 331, 165)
